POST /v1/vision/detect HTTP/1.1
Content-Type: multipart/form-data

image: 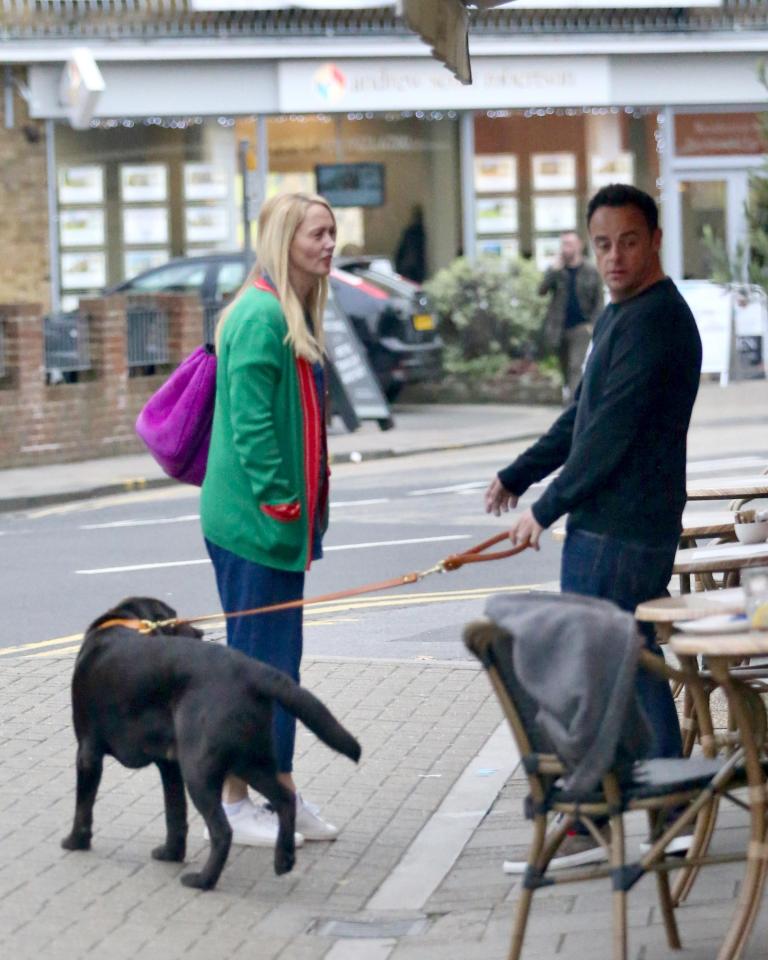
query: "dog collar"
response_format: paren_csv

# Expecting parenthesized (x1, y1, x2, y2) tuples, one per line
(96, 618, 158, 635)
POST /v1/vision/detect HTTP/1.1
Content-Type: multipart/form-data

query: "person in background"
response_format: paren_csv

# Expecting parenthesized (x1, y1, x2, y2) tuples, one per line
(394, 204, 427, 283)
(485, 184, 702, 871)
(200, 192, 338, 847)
(539, 230, 604, 402)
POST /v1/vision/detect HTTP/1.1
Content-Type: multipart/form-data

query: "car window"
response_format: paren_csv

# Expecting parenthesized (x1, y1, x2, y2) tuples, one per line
(357, 270, 413, 299)
(127, 262, 208, 293)
(215, 261, 247, 301)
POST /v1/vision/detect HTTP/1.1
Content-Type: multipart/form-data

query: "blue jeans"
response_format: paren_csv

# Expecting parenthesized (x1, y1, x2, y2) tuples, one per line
(205, 538, 304, 773)
(561, 528, 682, 760)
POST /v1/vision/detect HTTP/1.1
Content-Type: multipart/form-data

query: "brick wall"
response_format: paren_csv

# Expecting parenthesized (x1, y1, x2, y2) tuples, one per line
(0, 294, 204, 469)
(0, 73, 50, 308)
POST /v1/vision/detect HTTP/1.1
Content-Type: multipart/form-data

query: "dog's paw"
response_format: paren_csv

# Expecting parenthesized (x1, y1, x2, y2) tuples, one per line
(180, 870, 215, 891)
(152, 842, 185, 863)
(61, 833, 91, 851)
(274, 848, 296, 876)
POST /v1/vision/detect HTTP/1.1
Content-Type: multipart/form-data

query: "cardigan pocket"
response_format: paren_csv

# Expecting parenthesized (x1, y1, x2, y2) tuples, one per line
(253, 501, 306, 568)
(261, 501, 301, 522)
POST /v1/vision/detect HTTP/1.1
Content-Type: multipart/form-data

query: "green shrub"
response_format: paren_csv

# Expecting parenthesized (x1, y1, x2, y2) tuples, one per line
(424, 256, 546, 361)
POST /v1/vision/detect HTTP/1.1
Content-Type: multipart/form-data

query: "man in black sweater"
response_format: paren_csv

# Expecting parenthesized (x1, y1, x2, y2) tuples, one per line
(486, 184, 702, 871)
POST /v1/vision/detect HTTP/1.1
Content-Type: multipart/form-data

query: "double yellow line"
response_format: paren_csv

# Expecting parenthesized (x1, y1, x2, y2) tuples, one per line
(2, 583, 549, 661)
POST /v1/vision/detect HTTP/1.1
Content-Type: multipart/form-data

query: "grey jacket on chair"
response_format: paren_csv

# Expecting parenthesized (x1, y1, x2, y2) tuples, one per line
(485, 592, 652, 794)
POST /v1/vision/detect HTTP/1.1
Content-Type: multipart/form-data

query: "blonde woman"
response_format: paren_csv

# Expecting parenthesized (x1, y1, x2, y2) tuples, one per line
(200, 193, 337, 846)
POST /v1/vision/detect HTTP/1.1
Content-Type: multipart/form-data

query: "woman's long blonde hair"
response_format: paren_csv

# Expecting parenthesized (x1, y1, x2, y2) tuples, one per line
(215, 192, 334, 362)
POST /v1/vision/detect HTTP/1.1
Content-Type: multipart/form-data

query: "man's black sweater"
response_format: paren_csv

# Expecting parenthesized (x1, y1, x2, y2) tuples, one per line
(498, 278, 702, 545)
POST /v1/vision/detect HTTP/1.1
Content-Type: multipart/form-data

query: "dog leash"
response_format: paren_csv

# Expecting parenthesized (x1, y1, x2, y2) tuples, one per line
(122, 532, 530, 635)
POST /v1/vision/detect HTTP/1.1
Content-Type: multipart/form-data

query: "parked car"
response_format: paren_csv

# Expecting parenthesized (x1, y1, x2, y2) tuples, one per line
(103, 252, 443, 400)
(331, 256, 442, 400)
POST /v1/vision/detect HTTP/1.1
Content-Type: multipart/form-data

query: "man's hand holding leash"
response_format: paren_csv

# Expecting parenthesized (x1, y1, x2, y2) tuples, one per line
(506, 508, 543, 551)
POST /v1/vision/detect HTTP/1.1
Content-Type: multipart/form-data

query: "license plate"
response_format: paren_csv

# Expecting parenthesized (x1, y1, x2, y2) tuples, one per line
(413, 313, 435, 331)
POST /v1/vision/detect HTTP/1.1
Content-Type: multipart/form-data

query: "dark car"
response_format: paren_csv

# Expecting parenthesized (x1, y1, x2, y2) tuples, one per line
(104, 252, 442, 400)
(331, 256, 442, 400)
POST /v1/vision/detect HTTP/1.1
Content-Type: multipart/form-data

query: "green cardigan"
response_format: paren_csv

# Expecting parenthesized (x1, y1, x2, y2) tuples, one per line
(200, 285, 327, 571)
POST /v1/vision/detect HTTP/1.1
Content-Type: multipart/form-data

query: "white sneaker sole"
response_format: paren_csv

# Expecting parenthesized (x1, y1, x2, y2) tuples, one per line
(639, 835, 692, 856)
(298, 826, 339, 842)
(503, 846, 608, 875)
(203, 826, 305, 848)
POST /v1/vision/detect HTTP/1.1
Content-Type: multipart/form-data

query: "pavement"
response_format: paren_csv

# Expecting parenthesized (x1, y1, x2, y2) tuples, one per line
(1, 381, 768, 960)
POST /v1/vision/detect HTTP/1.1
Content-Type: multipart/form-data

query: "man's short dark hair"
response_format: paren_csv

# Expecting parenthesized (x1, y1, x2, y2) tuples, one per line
(586, 184, 659, 234)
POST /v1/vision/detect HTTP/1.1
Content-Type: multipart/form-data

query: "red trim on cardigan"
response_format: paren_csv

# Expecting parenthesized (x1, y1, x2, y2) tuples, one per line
(296, 357, 321, 570)
(253, 277, 278, 296)
(252, 276, 324, 569)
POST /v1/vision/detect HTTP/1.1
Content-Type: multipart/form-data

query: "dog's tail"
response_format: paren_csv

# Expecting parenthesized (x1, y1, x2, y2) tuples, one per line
(250, 667, 361, 764)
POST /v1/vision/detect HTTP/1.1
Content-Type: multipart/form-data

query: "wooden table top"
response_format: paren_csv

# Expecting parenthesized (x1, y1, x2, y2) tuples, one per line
(552, 510, 737, 544)
(677, 510, 737, 538)
(670, 630, 768, 658)
(673, 541, 768, 575)
(685, 475, 768, 501)
(635, 587, 744, 623)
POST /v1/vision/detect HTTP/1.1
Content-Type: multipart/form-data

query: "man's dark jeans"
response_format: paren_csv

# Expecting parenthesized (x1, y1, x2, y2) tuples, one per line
(561, 527, 683, 760)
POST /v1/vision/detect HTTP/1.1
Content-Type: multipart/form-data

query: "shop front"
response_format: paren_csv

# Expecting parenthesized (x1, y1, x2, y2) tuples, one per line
(24, 44, 768, 311)
(47, 108, 463, 310)
(664, 110, 766, 281)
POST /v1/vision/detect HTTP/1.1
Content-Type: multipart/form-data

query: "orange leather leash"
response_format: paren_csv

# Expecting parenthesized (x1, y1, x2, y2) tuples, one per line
(127, 532, 529, 634)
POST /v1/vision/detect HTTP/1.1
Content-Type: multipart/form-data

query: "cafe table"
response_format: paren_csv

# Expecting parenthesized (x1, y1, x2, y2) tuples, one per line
(635, 587, 744, 643)
(551, 509, 737, 546)
(673, 541, 768, 593)
(686, 475, 768, 502)
(668, 629, 768, 960)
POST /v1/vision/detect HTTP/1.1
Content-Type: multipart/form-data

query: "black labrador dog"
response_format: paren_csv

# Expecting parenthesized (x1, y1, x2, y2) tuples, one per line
(61, 597, 361, 890)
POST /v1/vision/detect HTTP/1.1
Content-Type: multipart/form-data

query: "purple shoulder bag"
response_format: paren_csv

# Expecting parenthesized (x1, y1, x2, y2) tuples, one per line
(135, 344, 216, 486)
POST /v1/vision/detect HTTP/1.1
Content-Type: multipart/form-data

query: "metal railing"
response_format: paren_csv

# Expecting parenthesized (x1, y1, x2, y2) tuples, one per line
(126, 299, 170, 369)
(44, 311, 91, 382)
(1, 1, 765, 40)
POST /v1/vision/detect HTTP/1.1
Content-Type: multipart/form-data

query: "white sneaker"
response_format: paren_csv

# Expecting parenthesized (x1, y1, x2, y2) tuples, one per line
(503, 828, 609, 875)
(639, 833, 693, 856)
(294, 795, 339, 841)
(204, 799, 304, 848)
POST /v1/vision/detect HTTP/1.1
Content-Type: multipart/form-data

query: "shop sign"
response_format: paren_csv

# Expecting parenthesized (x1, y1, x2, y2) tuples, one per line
(675, 113, 767, 157)
(278, 57, 610, 113)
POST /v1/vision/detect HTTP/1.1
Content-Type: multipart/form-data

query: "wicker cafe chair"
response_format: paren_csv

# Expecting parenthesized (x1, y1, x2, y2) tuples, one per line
(464, 618, 765, 960)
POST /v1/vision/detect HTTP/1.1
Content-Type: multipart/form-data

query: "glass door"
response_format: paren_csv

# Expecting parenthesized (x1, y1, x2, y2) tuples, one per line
(671, 169, 749, 281)
(678, 178, 727, 279)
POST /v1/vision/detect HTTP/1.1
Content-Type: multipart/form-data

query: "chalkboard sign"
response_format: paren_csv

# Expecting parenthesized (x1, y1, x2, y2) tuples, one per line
(324, 295, 392, 430)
